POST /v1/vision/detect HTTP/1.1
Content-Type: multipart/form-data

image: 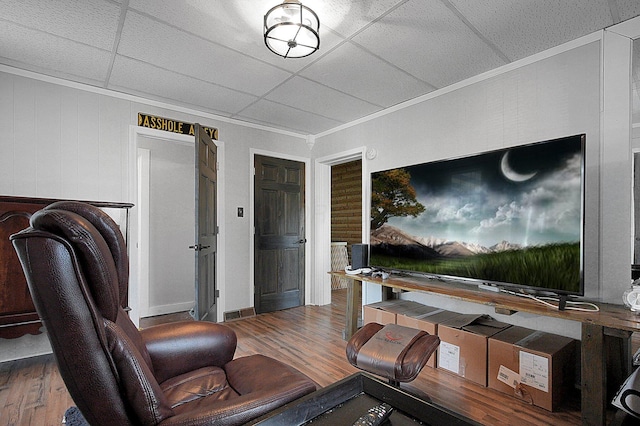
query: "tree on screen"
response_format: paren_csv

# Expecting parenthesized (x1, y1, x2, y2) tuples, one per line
(371, 169, 425, 230)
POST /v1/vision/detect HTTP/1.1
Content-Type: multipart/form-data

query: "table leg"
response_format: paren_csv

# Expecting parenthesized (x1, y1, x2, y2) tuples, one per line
(344, 278, 361, 340)
(581, 322, 606, 426)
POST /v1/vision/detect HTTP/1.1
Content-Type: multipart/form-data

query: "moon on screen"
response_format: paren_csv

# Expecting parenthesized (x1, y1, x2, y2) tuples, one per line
(500, 151, 537, 182)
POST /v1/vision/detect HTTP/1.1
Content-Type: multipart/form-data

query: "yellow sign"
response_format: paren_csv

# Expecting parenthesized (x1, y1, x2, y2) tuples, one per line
(138, 113, 218, 140)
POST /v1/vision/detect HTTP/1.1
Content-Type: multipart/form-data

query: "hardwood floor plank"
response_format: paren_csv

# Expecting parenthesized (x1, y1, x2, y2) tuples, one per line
(224, 291, 583, 426)
(225, 303, 361, 387)
(0, 289, 587, 425)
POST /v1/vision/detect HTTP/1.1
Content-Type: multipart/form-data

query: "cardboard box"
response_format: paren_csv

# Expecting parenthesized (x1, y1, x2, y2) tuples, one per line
(488, 326, 576, 411)
(391, 300, 440, 317)
(397, 309, 460, 368)
(363, 299, 437, 325)
(363, 303, 397, 325)
(437, 314, 511, 386)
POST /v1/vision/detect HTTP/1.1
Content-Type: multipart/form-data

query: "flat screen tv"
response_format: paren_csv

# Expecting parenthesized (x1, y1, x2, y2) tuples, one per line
(370, 134, 585, 296)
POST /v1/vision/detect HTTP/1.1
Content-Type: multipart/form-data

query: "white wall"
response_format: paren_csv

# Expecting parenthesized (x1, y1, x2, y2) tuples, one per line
(312, 34, 633, 340)
(314, 39, 603, 293)
(0, 67, 312, 361)
(0, 75, 130, 201)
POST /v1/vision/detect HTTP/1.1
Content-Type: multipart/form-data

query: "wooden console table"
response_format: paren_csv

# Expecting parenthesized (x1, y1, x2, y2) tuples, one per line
(0, 196, 133, 339)
(330, 271, 640, 426)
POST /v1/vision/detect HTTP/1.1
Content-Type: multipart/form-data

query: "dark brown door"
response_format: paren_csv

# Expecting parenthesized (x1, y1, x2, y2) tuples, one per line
(254, 155, 305, 314)
(193, 124, 217, 321)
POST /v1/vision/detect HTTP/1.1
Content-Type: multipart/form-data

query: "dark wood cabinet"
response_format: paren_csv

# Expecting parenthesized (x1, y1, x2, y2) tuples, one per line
(0, 196, 132, 339)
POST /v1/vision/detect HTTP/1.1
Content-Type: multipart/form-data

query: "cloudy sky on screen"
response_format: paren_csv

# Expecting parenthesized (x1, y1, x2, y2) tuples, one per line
(386, 137, 583, 248)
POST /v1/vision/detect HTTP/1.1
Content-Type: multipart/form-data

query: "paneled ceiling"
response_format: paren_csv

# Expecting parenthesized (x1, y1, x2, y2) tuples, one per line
(1, 0, 640, 136)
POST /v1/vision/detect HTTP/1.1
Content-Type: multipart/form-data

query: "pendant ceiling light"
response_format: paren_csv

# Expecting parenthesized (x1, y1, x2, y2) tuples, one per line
(264, 0, 320, 58)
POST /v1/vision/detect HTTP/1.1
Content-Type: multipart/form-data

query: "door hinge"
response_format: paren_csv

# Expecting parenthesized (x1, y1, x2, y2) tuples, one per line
(215, 290, 220, 298)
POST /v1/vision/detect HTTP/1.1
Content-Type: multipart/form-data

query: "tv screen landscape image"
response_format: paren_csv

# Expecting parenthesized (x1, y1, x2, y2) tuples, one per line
(370, 134, 585, 296)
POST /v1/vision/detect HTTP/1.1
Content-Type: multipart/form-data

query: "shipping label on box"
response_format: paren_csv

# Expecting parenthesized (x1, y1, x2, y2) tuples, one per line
(497, 365, 520, 389)
(519, 351, 549, 392)
(438, 341, 460, 374)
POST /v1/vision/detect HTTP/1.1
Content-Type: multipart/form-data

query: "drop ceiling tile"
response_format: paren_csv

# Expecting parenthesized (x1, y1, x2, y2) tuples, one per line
(128, 0, 256, 46)
(238, 99, 342, 134)
(351, 0, 507, 89)
(266, 76, 381, 122)
(301, 41, 434, 107)
(109, 56, 257, 115)
(128, 0, 346, 73)
(313, 0, 405, 38)
(0, 0, 120, 50)
(118, 11, 291, 96)
(617, 0, 640, 21)
(0, 20, 111, 82)
(449, 0, 613, 62)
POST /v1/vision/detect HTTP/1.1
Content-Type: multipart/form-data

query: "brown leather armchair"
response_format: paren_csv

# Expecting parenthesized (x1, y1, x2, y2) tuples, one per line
(10, 201, 317, 425)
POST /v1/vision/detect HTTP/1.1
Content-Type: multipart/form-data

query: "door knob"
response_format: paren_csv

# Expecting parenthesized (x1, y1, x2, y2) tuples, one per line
(298, 239, 307, 244)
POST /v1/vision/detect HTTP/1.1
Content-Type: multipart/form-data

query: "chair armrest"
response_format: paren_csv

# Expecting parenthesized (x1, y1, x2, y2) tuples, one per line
(345, 322, 384, 365)
(141, 321, 237, 384)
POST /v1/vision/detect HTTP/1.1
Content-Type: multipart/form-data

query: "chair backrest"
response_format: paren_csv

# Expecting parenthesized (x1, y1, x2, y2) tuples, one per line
(11, 202, 173, 425)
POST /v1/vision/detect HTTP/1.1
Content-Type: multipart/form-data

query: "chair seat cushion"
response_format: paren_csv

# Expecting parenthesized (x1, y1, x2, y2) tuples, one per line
(224, 354, 318, 397)
(161, 366, 237, 409)
(166, 355, 317, 425)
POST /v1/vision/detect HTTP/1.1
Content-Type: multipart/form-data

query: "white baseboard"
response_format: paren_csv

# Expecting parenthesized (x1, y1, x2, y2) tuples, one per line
(144, 301, 194, 318)
(0, 328, 51, 362)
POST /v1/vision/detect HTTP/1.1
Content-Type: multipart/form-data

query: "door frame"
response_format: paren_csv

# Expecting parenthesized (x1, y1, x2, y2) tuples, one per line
(128, 126, 226, 325)
(314, 147, 368, 307)
(249, 149, 311, 308)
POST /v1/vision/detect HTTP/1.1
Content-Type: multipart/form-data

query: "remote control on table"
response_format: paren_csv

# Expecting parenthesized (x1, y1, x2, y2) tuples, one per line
(352, 403, 393, 426)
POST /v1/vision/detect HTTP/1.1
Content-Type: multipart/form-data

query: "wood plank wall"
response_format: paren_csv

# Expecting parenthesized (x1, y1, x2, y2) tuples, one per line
(331, 160, 362, 260)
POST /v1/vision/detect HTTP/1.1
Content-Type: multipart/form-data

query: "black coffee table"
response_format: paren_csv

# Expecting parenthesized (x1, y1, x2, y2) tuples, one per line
(248, 372, 480, 425)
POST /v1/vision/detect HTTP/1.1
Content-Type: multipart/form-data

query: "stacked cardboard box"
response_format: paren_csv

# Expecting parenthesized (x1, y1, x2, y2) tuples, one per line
(363, 302, 396, 325)
(437, 314, 511, 386)
(397, 309, 461, 368)
(488, 326, 576, 411)
(363, 301, 576, 412)
(363, 299, 438, 325)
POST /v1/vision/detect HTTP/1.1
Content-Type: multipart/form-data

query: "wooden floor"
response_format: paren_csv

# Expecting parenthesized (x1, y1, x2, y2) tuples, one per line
(0, 290, 586, 425)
